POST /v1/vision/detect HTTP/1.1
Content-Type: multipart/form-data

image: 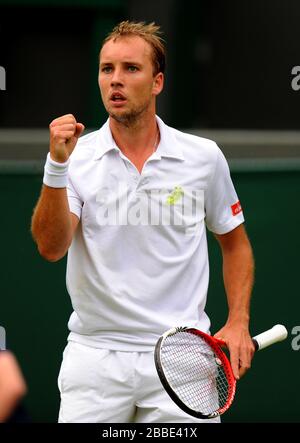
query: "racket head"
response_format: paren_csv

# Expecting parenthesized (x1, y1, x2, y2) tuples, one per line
(154, 327, 236, 419)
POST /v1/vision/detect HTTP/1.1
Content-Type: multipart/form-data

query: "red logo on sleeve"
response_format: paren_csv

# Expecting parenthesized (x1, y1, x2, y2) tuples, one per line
(231, 201, 242, 216)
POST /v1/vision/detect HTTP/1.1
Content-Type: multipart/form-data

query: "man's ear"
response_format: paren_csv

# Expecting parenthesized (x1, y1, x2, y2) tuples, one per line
(153, 72, 164, 96)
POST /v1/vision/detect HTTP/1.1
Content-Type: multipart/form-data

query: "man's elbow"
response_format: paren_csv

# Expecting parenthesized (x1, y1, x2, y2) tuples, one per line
(37, 245, 66, 262)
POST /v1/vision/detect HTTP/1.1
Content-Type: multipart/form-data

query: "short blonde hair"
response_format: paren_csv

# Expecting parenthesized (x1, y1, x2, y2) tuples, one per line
(102, 20, 166, 76)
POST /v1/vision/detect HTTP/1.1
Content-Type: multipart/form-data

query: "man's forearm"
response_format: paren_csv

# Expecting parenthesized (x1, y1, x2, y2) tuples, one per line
(31, 185, 73, 262)
(215, 225, 255, 326)
(222, 240, 254, 325)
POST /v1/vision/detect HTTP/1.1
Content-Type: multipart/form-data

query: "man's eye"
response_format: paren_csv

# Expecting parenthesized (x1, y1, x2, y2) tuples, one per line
(128, 66, 138, 72)
(102, 67, 112, 73)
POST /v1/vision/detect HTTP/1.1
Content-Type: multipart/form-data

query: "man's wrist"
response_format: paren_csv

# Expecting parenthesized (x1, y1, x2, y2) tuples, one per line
(226, 310, 250, 326)
(43, 152, 70, 188)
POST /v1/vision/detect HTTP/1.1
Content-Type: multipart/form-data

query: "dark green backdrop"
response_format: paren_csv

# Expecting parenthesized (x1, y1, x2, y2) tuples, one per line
(0, 168, 299, 422)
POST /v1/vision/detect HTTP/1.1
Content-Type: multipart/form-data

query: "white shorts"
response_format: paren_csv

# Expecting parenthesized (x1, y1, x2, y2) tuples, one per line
(57, 341, 221, 423)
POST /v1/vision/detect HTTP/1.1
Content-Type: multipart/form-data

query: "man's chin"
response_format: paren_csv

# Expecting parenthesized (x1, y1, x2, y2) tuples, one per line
(110, 111, 128, 123)
(109, 110, 139, 126)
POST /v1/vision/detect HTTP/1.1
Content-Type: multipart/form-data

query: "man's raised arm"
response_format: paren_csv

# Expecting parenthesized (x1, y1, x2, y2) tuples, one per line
(31, 114, 84, 261)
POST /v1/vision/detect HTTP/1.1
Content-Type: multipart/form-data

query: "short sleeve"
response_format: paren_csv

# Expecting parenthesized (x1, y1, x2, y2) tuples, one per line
(205, 146, 244, 234)
(67, 173, 83, 220)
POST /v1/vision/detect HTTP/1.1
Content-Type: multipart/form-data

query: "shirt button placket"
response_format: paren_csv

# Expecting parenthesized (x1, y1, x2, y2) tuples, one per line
(132, 174, 139, 188)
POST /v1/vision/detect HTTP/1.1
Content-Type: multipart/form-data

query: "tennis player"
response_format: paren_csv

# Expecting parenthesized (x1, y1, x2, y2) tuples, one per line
(31, 21, 255, 423)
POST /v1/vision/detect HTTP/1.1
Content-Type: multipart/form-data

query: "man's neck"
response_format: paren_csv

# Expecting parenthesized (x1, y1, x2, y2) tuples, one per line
(109, 113, 159, 158)
(109, 113, 160, 174)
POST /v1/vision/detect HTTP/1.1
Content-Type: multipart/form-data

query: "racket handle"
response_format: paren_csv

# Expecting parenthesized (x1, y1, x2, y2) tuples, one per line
(252, 324, 288, 351)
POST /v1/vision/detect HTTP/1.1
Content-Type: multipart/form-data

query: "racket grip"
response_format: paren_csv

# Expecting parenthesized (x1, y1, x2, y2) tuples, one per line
(252, 324, 288, 351)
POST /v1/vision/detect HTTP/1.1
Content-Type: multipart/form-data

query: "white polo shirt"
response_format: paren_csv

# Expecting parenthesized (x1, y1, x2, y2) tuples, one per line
(66, 116, 244, 351)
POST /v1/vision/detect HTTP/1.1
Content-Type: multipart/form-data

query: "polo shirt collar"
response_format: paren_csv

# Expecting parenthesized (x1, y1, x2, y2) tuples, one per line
(155, 116, 185, 161)
(93, 115, 185, 161)
(93, 120, 120, 161)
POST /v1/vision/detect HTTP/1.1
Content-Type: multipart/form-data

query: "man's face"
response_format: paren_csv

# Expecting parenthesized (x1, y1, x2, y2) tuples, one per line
(99, 36, 163, 125)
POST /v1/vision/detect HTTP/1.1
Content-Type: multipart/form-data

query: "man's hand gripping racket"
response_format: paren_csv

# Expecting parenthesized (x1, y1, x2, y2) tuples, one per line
(154, 324, 287, 419)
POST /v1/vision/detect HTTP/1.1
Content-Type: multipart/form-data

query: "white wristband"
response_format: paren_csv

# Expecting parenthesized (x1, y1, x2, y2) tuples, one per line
(43, 153, 70, 188)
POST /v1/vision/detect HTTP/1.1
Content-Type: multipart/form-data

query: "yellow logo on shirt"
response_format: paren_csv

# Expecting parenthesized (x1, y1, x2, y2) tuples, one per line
(166, 186, 184, 205)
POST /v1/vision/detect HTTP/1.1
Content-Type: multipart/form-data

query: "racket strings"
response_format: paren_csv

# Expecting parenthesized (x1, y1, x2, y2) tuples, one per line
(160, 331, 230, 415)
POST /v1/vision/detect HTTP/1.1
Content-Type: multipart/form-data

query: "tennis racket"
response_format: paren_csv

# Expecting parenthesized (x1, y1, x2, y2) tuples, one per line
(154, 324, 287, 419)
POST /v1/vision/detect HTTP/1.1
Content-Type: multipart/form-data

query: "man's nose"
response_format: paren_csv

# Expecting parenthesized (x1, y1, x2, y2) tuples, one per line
(111, 67, 124, 87)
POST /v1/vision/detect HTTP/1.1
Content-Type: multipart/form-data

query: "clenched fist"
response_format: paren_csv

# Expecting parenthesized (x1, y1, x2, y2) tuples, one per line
(49, 114, 85, 163)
